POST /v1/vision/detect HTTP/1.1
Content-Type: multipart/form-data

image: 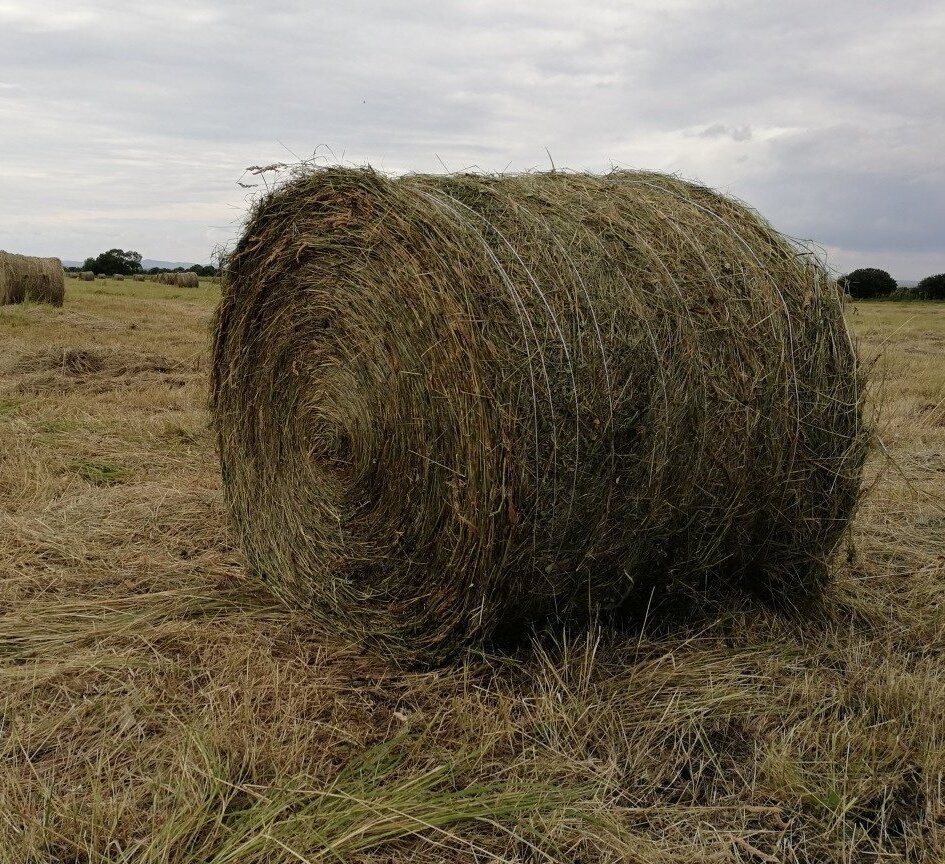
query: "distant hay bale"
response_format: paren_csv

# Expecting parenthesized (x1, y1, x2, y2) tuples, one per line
(154, 272, 199, 288)
(114, 274, 125, 281)
(79, 271, 95, 282)
(0, 251, 65, 306)
(133, 274, 146, 282)
(211, 167, 869, 661)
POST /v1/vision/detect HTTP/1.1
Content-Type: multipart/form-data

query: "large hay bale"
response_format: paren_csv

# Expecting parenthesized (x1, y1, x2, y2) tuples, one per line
(0, 251, 26, 304)
(211, 168, 868, 661)
(79, 271, 95, 282)
(0, 251, 65, 306)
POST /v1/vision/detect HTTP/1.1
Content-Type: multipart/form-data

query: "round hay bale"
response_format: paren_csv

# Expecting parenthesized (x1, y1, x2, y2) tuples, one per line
(133, 274, 146, 282)
(178, 272, 199, 288)
(114, 273, 125, 281)
(0, 251, 27, 305)
(0, 251, 64, 306)
(211, 168, 868, 661)
(79, 271, 95, 282)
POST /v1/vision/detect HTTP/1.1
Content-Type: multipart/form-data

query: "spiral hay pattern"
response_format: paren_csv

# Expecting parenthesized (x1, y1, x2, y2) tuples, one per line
(211, 167, 868, 661)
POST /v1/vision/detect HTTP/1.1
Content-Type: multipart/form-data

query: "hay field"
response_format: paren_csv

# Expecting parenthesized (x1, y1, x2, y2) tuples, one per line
(1, 276, 943, 862)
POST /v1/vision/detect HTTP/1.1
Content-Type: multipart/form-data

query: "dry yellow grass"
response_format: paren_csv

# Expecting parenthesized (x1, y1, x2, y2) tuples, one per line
(1, 279, 943, 862)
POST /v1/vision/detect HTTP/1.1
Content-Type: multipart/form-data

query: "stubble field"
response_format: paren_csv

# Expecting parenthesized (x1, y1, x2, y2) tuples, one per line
(1, 277, 943, 862)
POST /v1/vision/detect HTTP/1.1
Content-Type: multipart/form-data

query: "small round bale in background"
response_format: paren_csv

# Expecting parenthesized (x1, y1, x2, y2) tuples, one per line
(114, 274, 125, 281)
(0, 251, 65, 307)
(133, 274, 146, 282)
(79, 271, 95, 282)
(178, 272, 199, 288)
(211, 167, 868, 662)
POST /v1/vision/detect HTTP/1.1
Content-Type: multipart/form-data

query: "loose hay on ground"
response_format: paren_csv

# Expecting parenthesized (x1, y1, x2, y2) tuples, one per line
(2, 346, 195, 396)
(0, 280, 942, 863)
(212, 167, 869, 661)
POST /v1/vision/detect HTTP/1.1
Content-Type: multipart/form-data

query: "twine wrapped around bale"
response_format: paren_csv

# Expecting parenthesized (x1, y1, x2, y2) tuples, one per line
(211, 167, 868, 661)
(0, 251, 65, 306)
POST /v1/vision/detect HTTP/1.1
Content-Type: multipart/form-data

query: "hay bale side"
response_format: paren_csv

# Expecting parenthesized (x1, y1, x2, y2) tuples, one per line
(0, 251, 26, 305)
(133, 274, 146, 282)
(0, 251, 64, 306)
(27, 256, 65, 306)
(114, 274, 125, 281)
(79, 271, 95, 282)
(211, 168, 868, 661)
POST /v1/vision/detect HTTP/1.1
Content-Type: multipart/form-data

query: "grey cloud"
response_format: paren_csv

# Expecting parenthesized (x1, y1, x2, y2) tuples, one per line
(0, 0, 941, 278)
(695, 124, 753, 141)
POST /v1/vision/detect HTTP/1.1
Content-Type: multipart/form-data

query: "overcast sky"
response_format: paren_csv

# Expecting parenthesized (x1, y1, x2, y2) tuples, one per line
(1, 0, 942, 278)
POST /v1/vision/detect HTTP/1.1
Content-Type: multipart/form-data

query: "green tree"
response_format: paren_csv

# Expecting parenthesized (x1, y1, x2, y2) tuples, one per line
(81, 249, 143, 276)
(842, 267, 897, 300)
(916, 273, 945, 300)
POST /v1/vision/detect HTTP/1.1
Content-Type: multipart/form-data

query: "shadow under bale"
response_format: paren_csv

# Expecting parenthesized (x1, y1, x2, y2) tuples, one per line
(211, 167, 869, 663)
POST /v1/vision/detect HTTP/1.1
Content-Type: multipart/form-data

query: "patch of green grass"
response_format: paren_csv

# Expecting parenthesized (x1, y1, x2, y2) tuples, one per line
(140, 731, 595, 863)
(71, 460, 131, 486)
(37, 419, 81, 434)
(162, 422, 202, 446)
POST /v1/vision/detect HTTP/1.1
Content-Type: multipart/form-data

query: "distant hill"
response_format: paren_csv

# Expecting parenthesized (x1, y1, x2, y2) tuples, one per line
(141, 259, 199, 270)
(62, 258, 200, 270)
(897, 279, 919, 288)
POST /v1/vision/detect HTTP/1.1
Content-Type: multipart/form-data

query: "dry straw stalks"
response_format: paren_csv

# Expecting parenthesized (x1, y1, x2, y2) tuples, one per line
(211, 167, 869, 662)
(0, 251, 65, 306)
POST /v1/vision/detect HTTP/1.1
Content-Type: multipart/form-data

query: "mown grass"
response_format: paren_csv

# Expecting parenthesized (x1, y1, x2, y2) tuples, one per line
(0, 283, 943, 862)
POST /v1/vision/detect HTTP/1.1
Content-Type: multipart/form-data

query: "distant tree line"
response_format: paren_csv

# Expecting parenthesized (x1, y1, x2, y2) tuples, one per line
(838, 268, 945, 301)
(67, 249, 218, 278)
